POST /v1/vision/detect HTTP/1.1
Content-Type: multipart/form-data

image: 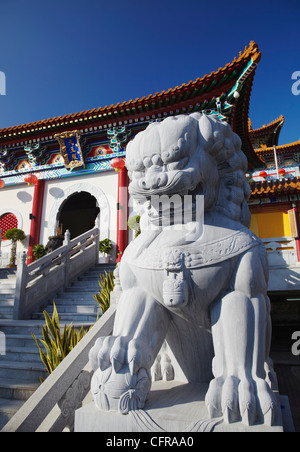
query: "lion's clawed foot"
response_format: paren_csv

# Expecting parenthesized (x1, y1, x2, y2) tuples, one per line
(205, 375, 278, 426)
(90, 335, 152, 376)
(89, 335, 152, 413)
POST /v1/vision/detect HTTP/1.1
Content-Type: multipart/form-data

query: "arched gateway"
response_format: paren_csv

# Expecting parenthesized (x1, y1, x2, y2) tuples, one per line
(48, 182, 110, 241)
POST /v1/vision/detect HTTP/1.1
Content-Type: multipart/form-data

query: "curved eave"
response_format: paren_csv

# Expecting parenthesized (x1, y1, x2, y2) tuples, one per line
(0, 41, 262, 170)
(255, 140, 300, 158)
(249, 115, 285, 148)
(231, 72, 264, 169)
(250, 176, 300, 198)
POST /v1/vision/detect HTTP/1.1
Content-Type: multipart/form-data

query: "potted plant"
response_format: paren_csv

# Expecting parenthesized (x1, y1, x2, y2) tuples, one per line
(4, 228, 26, 267)
(32, 244, 47, 261)
(99, 238, 113, 263)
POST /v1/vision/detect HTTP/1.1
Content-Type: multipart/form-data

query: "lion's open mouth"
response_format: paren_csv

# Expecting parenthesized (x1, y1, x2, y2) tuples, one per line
(129, 169, 196, 200)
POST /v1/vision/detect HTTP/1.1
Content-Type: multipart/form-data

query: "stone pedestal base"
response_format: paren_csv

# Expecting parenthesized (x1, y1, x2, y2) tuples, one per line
(75, 381, 294, 432)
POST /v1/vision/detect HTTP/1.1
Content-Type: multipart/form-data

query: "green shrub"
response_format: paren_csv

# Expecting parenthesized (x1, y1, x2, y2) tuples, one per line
(33, 244, 47, 260)
(99, 238, 113, 254)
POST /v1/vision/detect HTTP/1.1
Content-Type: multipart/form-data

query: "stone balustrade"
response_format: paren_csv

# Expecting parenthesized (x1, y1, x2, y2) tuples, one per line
(13, 227, 100, 320)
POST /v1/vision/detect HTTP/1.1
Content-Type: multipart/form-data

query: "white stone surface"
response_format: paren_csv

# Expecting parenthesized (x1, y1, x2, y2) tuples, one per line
(75, 381, 292, 432)
(87, 113, 284, 430)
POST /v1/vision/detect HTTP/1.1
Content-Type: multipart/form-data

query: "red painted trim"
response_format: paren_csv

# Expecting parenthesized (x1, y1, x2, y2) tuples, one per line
(27, 179, 45, 265)
(293, 205, 300, 262)
(116, 167, 129, 263)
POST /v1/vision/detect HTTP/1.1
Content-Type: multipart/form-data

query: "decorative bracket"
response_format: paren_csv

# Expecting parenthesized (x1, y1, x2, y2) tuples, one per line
(107, 126, 131, 153)
(0, 147, 15, 172)
(24, 143, 47, 167)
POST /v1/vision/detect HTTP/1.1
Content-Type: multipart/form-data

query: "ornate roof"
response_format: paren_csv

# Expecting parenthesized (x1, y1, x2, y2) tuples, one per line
(255, 139, 300, 160)
(249, 115, 285, 149)
(0, 41, 263, 168)
(250, 176, 300, 198)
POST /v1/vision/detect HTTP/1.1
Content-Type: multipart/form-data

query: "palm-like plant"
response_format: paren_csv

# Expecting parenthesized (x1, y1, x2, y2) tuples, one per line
(93, 270, 115, 314)
(32, 302, 90, 382)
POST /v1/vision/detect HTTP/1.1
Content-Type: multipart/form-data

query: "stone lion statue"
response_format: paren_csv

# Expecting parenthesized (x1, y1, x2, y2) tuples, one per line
(89, 113, 279, 427)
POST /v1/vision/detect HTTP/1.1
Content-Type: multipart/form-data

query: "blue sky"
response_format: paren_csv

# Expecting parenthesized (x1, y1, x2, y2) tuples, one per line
(0, 0, 299, 146)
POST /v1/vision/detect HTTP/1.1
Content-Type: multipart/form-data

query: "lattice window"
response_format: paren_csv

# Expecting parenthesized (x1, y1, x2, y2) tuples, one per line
(0, 213, 18, 240)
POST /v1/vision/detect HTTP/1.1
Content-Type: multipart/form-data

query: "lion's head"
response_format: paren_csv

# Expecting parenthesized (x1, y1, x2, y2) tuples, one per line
(125, 113, 251, 227)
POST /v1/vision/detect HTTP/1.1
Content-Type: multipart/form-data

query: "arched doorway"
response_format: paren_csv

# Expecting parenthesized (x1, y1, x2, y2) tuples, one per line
(48, 182, 110, 243)
(58, 191, 100, 239)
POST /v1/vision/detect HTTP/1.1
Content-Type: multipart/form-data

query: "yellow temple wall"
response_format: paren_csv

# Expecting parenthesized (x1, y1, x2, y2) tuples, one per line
(250, 210, 292, 239)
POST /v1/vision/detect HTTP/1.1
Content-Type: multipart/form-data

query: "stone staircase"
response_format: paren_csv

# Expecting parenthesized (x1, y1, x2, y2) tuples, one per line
(0, 268, 17, 320)
(0, 263, 115, 430)
(32, 264, 115, 323)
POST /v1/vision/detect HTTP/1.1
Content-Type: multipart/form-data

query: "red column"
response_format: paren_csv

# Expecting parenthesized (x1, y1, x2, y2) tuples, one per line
(27, 179, 45, 265)
(116, 167, 129, 263)
(294, 203, 300, 262)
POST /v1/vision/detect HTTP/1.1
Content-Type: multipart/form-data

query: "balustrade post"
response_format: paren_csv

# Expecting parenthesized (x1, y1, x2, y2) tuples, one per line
(95, 228, 100, 264)
(13, 252, 28, 320)
(63, 229, 71, 288)
(63, 229, 71, 247)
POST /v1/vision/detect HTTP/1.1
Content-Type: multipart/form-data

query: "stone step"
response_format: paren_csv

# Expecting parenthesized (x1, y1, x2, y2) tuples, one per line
(0, 286, 16, 293)
(0, 299, 14, 307)
(32, 312, 99, 323)
(5, 334, 42, 348)
(0, 397, 24, 431)
(0, 378, 39, 401)
(55, 292, 96, 301)
(74, 278, 100, 283)
(0, 269, 17, 278)
(51, 298, 98, 306)
(0, 309, 14, 320)
(0, 294, 16, 300)
(0, 345, 41, 363)
(65, 286, 100, 293)
(0, 281, 16, 288)
(78, 275, 102, 281)
(31, 304, 100, 321)
(0, 360, 47, 381)
(0, 262, 114, 431)
(0, 320, 43, 336)
(43, 304, 99, 315)
(0, 305, 14, 313)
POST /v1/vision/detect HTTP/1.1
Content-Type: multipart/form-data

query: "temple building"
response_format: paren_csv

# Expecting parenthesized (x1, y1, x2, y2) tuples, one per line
(0, 41, 299, 432)
(0, 40, 299, 309)
(0, 42, 263, 265)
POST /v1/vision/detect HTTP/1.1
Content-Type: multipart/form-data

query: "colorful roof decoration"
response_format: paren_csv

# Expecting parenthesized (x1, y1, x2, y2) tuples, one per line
(255, 140, 300, 162)
(249, 115, 285, 149)
(0, 41, 263, 169)
(250, 176, 300, 198)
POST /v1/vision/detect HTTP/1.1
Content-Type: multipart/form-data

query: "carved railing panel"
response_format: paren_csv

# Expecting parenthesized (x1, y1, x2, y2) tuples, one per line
(262, 237, 297, 267)
(13, 227, 100, 319)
